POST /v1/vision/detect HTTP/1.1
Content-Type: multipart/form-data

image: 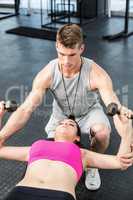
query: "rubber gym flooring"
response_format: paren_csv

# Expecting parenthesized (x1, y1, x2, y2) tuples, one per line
(0, 13, 133, 200)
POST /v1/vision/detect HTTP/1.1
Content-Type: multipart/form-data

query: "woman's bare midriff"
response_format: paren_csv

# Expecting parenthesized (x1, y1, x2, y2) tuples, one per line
(17, 159, 78, 199)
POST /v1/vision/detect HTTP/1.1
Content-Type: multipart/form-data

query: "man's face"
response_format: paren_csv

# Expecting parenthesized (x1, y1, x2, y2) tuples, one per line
(56, 42, 84, 70)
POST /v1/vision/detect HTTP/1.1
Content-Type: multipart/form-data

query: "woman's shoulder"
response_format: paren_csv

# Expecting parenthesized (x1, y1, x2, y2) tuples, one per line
(80, 148, 88, 158)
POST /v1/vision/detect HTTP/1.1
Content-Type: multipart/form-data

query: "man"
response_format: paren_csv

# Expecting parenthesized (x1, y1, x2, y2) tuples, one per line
(0, 24, 132, 190)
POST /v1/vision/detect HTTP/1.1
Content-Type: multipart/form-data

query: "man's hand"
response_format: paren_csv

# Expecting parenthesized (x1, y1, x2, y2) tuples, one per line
(0, 101, 6, 118)
(0, 135, 5, 148)
(0, 101, 6, 147)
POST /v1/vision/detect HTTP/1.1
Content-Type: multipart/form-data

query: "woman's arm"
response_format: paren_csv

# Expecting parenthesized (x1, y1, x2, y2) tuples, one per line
(113, 114, 133, 154)
(84, 115, 133, 170)
(84, 150, 133, 170)
(0, 146, 30, 162)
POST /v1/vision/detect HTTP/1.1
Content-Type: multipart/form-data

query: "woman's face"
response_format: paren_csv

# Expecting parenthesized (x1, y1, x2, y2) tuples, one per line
(55, 119, 80, 142)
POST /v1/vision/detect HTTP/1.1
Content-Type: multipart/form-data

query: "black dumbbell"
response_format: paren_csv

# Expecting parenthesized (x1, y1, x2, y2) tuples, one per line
(4, 100, 18, 112)
(107, 103, 133, 119)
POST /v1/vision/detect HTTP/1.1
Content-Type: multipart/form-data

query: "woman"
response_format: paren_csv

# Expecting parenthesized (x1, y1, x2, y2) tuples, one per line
(0, 102, 133, 200)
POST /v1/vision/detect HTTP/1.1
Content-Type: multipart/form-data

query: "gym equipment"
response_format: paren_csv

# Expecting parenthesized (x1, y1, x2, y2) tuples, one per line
(103, 0, 133, 40)
(41, 0, 81, 30)
(4, 100, 18, 112)
(0, 0, 20, 20)
(107, 103, 133, 119)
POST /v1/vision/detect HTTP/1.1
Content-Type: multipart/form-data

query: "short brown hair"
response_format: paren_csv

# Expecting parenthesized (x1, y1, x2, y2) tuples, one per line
(56, 24, 84, 48)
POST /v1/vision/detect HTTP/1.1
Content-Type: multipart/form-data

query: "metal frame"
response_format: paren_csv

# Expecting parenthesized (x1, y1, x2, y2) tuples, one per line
(41, 0, 80, 30)
(103, 0, 133, 40)
(0, 0, 20, 20)
(40, 0, 108, 30)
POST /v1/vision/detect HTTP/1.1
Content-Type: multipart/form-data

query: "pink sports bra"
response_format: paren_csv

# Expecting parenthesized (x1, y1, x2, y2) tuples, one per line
(28, 140, 83, 180)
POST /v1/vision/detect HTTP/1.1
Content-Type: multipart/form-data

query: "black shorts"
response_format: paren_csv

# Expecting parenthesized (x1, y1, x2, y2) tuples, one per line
(4, 186, 75, 200)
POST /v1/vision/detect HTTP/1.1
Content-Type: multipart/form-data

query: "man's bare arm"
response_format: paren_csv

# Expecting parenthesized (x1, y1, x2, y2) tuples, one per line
(0, 64, 52, 143)
(90, 62, 121, 108)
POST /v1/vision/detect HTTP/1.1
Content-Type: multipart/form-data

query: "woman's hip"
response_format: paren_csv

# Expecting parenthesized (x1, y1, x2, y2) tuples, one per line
(4, 186, 75, 200)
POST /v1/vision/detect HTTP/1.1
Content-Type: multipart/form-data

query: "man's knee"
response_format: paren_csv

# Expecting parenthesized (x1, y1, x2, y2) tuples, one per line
(91, 123, 111, 142)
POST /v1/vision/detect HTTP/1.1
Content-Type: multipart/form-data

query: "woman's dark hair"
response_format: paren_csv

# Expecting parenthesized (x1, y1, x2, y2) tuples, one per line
(68, 115, 81, 136)
(68, 115, 81, 146)
(75, 121, 81, 137)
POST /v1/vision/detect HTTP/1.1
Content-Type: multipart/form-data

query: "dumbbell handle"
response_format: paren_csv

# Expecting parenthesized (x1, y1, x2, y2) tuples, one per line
(107, 103, 133, 119)
(4, 100, 18, 112)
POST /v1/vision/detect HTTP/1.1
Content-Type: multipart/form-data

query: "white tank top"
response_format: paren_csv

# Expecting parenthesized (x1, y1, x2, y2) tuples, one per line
(49, 57, 100, 118)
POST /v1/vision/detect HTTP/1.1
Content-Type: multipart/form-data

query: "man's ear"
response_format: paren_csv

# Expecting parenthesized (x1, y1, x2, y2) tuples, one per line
(80, 44, 85, 54)
(55, 42, 58, 49)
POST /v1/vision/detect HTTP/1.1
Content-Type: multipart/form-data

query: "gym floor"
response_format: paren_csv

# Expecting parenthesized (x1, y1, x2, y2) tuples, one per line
(0, 13, 133, 200)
